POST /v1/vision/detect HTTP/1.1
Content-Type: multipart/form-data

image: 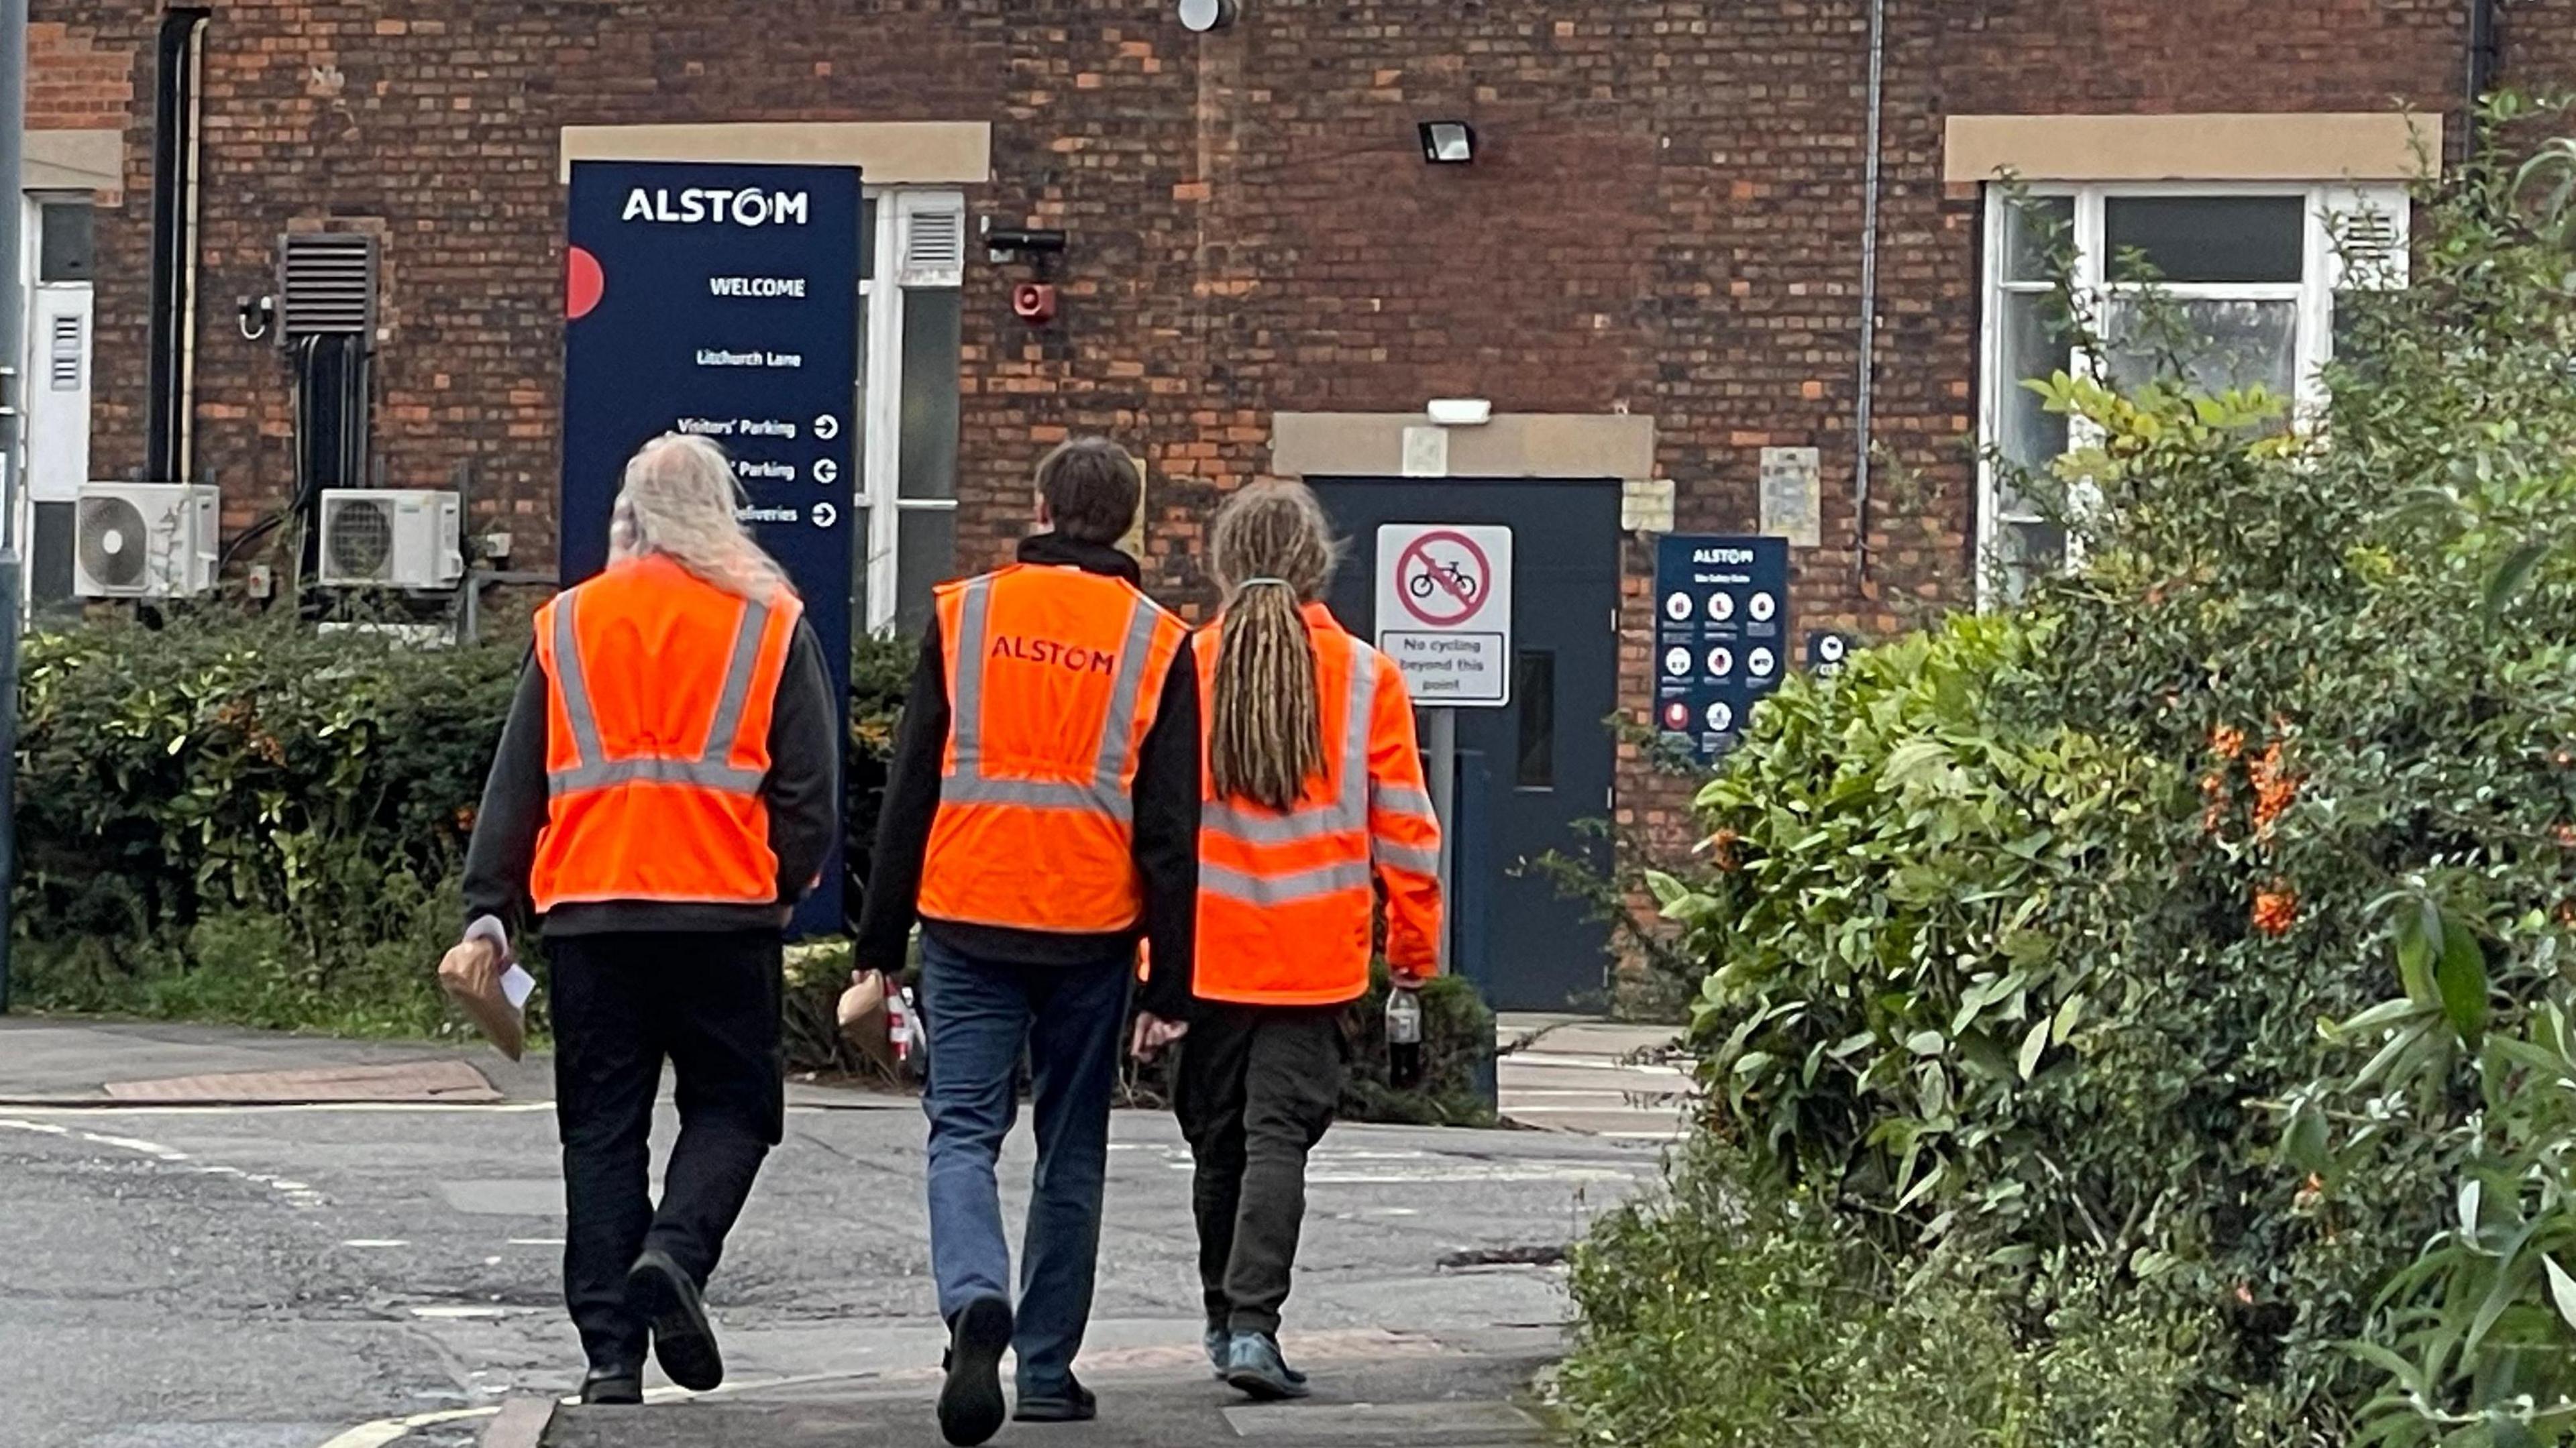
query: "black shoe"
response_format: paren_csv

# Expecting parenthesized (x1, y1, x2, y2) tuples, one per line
(578, 1366, 643, 1406)
(938, 1294, 1014, 1446)
(1015, 1377, 1097, 1423)
(627, 1249, 724, 1393)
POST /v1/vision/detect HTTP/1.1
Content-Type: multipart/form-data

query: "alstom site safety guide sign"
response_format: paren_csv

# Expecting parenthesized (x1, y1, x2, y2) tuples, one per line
(563, 160, 861, 932)
(1374, 524, 1513, 708)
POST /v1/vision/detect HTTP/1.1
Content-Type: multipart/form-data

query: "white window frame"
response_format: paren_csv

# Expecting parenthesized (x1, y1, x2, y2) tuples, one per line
(859, 188, 967, 635)
(1975, 180, 2406, 606)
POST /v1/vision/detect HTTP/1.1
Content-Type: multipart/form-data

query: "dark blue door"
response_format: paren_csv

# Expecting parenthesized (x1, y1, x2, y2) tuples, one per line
(1307, 478, 1621, 1012)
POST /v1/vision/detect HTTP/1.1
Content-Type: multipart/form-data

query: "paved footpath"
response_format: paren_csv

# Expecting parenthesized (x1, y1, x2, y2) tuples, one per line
(0, 1015, 1663, 1448)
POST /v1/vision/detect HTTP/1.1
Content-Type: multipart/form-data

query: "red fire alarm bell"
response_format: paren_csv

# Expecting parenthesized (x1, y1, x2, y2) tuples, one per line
(1012, 283, 1059, 324)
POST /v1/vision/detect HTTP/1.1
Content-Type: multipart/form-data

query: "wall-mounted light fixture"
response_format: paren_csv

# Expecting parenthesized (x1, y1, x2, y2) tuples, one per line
(1418, 121, 1477, 166)
(1177, 0, 1238, 33)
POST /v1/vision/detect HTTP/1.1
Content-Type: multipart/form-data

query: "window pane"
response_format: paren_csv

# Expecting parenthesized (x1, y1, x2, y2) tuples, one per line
(2106, 296, 2298, 402)
(2002, 195, 2072, 284)
(899, 289, 962, 500)
(38, 203, 93, 283)
(860, 197, 878, 282)
(2104, 195, 2305, 284)
(1996, 519, 2068, 605)
(895, 506, 957, 638)
(1514, 651, 1555, 789)
(1996, 291, 2071, 467)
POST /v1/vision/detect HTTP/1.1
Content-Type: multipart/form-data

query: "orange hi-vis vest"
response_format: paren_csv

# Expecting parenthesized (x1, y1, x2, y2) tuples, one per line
(920, 563, 1189, 935)
(1193, 602, 1444, 1007)
(529, 554, 804, 912)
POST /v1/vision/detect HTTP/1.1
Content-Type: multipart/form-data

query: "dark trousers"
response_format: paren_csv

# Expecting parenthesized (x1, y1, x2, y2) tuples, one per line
(550, 930, 785, 1371)
(1175, 1003, 1348, 1338)
(916, 934, 1133, 1396)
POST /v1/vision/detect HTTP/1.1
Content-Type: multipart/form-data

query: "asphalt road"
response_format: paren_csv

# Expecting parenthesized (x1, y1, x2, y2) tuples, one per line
(0, 1092, 1660, 1448)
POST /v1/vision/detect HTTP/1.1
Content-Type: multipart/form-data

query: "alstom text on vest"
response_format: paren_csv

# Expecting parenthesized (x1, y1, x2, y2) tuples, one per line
(988, 634, 1120, 675)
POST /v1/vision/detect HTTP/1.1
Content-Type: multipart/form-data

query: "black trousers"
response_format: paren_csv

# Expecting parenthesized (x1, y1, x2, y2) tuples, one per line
(1174, 1003, 1348, 1338)
(550, 930, 785, 1370)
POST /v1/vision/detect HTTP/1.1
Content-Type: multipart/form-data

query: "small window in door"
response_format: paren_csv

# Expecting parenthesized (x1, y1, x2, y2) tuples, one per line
(38, 202, 93, 283)
(1515, 650, 1555, 789)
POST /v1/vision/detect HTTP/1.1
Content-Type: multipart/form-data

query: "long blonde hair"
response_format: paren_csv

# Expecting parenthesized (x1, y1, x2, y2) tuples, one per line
(1209, 482, 1342, 811)
(608, 433, 794, 603)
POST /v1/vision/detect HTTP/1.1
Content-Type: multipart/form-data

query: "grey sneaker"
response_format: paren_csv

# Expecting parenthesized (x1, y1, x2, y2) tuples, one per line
(1210, 1326, 1307, 1386)
(1223, 1331, 1311, 1401)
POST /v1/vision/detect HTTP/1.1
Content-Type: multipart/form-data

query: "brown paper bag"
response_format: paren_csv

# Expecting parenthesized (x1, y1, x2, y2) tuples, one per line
(837, 971, 898, 1075)
(439, 944, 528, 1062)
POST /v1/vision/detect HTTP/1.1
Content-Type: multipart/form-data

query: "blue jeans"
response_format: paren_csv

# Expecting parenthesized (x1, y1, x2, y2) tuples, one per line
(918, 934, 1132, 1395)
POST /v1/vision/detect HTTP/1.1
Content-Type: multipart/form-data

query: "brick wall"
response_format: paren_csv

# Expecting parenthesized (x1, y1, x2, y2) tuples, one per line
(28, 19, 132, 133)
(26, 0, 2515, 975)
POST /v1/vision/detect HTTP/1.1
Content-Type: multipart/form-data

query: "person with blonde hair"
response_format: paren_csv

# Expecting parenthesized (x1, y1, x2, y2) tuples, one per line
(1167, 481, 1443, 1400)
(446, 432, 839, 1406)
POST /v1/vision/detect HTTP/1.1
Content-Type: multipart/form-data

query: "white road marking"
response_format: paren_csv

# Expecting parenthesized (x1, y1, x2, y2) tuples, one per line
(0, 1117, 329, 1208)
(340, 1239, 410, 1249)
(506, 1237, 565, 1247)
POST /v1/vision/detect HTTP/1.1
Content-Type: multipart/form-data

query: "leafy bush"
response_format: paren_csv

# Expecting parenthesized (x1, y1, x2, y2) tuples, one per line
(1568, 104, 2576, 1445)
(1562, 1147, 2241, 1448)
(12, 608, 914, 1043)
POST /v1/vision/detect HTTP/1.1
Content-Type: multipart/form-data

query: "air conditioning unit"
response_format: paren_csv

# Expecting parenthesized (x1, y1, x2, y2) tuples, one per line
(74, 482, 219, 599)
(318, 489, 464, 589)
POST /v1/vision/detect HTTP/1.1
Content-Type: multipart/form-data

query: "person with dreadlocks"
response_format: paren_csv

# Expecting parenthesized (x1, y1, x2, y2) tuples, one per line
(449, 433, 840, 1405)
(1163, 481, 1444, 1400)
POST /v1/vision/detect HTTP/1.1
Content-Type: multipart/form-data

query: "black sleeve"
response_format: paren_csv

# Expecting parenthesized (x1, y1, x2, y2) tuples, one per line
(853, 630, 949, 972)
(462, 651, 551, 938)
(1130, 633, 1200, 1019)
(763, 619, 842, 905)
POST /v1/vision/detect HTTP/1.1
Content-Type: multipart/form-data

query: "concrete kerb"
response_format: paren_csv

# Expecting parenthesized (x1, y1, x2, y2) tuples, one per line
(480, 1396, 555, 1448)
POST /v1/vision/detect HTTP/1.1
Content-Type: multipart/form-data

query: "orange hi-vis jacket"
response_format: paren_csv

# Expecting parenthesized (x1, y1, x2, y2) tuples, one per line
(1193, 602, 1444, 1007)
(920, 563, 1189, 935)
(529, 554, 805, 912)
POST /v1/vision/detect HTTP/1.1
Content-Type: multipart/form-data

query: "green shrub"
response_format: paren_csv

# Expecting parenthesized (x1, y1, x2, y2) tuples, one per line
(1582, 105, 2576, 1446)
(1561, 1146, 2248, 1448)
(11, 608, 913, 1041)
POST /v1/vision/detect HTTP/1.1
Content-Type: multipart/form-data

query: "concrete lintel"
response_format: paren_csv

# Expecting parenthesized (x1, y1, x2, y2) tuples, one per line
(559, 121, 991, 184)
(1944, 111, 2440, 185)
(25, 127, 121, 195)
(1273, 412, 1656, 482)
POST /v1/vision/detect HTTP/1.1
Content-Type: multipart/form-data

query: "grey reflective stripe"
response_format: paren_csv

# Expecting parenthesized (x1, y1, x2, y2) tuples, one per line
(941, 774, 1134, 822)
(1203, 800, 1348, 846)
(1202, 858, 1374, 907)
(551, 592, 606, 770)
(698, 598, 772, 766)
(1371, 783, 1436, 823)
(1091, 598, 1161, 791)
(1372, 838, 1442, 877)
(549, 757, 767, 795)
(1338, 636, 1379, 821)
(545, 590, 775, 801)
(950, 577, 996, 770)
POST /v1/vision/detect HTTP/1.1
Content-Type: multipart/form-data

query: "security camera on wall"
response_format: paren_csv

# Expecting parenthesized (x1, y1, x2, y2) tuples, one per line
(1177, 0, 1238, 33)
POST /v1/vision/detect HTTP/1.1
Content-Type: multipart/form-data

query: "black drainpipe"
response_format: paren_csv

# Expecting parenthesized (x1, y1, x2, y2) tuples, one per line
(2465, 0, 2500, 160)
(145, 7, 211, 481)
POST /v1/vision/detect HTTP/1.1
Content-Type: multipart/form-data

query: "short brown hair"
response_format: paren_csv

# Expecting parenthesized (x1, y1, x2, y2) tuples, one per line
(1036, 438, 1142, 546)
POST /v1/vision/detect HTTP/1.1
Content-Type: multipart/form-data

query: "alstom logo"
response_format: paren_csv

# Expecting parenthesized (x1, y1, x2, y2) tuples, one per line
(990, 634, 1118, 675)
(621, 187, 811, 227)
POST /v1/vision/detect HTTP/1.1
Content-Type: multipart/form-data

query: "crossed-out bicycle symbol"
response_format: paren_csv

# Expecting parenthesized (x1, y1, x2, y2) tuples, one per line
(1406, 559, 1480, 602)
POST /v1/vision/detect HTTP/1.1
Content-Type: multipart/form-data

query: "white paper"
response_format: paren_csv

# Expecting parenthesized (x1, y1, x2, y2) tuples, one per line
(499, 964, 537, 1011)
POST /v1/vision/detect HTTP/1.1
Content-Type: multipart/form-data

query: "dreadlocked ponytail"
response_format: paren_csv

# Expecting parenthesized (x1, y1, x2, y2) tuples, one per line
(1208, 482, 1342, 812)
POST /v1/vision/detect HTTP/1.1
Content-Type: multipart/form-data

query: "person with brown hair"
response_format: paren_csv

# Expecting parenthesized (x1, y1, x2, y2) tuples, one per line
(1163, 481, 1444, 1400)
(856, 437, 1199, 1445)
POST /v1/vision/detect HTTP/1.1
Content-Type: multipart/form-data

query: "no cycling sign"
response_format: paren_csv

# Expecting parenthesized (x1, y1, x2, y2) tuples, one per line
(1375, 524, 1513, 707)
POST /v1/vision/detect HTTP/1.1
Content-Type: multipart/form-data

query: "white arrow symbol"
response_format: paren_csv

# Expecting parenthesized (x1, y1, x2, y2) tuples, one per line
(813, 457, 840, 485)
(811, 502, 839, 528)
(814, 414, 841, 440)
